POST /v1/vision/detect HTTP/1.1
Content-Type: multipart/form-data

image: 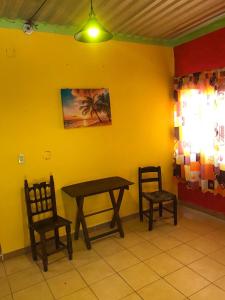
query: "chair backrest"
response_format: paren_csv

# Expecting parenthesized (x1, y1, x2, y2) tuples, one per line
(138, 166, 162, 194)
(24, 175, 57, 225)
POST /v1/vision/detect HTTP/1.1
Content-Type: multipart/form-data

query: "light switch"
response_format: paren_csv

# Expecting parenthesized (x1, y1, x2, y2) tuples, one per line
(43, 151, 51, 160)
(18, 153, 25, 164)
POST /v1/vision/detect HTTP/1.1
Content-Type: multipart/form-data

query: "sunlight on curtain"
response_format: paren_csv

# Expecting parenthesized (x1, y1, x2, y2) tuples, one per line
(174, 71, 225, 195)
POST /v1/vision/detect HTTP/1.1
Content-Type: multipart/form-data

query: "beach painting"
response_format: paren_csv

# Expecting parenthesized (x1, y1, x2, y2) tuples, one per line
(61, 88, 112, 129)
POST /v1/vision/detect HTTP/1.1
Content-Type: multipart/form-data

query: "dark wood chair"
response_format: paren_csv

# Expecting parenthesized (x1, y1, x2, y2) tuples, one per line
(24, 175, 73, 271)
(138, 166, 177, 230)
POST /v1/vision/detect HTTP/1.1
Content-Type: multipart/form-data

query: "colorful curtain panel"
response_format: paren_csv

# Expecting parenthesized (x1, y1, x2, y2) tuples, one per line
(174, 70, 225, 196)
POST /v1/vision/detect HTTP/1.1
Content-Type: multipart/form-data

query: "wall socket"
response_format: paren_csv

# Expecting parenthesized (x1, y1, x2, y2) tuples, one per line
(18, 153, 25, 164)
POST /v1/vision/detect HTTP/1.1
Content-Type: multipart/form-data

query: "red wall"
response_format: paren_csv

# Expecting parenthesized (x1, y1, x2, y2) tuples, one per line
(174, 27, 225, 76)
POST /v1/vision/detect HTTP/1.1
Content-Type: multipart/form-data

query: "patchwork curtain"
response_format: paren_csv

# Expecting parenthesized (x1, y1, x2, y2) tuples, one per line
(173, 70, 225, 196)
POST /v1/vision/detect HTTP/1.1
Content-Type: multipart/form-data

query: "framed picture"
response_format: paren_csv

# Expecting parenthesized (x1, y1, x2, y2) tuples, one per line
(61, 88, 112, 129)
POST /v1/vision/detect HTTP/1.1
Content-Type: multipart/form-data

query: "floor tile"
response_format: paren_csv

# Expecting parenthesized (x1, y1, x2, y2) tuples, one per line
(165, 267, 209, 296)
(113, 232, 145, 248)
(154, 223, 178, 234)
(138, 278, 185, 300)
(13, 282, 53, 300)
(187, 237, 224, 254)
(189, 284, 225, 300)
(41, 258, 74, 279)
(189, 257, 225, 281)
(145, 252, 183, 276)
(92, 238, 124, 257)
(4, 255, 34, 275)
(205, 230, 225, 245)
(167, 244, 204, 264)
(71, 249, 101, 268)
(169, 227, 200, 242)
(60, 287, 97, 300)
(209, 248, 225, 265)
(128, 241, 162, 261)
(122, 293, 142, 300)
(77, 259, 114, 284)
(1, 295, 13, 300)
(104, 249, 140, 271)
(47, 269, 86, 299)
(91, 274, 132, 300)
(136, 229, 163, 241)
(151, 236, 181, 251)
(0, 262, 6, 278)
(214, 275, 225, 290)
(119, 262, 159, 291)
(0, 278, 11, 298)
(8, 265, 44, 292)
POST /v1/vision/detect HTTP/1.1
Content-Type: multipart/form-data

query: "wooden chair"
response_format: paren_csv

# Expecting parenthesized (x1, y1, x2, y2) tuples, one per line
(138, 166, 177, 230)
(24, 175, 73, 271)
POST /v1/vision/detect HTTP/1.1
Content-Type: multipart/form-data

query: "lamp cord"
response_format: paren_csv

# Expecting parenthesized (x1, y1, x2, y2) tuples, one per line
(29, 0, 49, 21)
(89, 0, 95, 17)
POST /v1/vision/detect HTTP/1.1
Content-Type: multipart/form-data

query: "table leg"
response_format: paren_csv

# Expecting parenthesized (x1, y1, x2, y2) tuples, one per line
(109, 189, 124, 237)
(110, 188, 124, 229)
(75, 197, 91, 249)
(74, 206, 81, 240)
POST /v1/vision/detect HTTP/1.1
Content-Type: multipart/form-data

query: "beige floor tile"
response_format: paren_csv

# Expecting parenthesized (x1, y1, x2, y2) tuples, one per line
(214, 275, 225, 290)
(205, 230, 225, 245)
(41, 258, 74, 279)
(91, 274, 132, 300)
(151, 236, 181, 251)
(113, 232, 145, 248)
(0, 262, 6, 278)
(189, 257, 225, 281)
(209, 248, 225, 265)
(122, 293, 142, 300)
(0, 278, 11, 298)
(165, 267, 209, 297)
(169, 227, 200, 242)
(1, 295, 13, 300)
(123, 218, 147, 232)
(8, 265, 44, 292)
(154, 223, 178, 234)
(128, 241, 162, 261)
(71, 249, 101, 268)
(119, 262, 159, 291)
(189, 284, 225, 300)
(92, 238, 124, 257)
(104, 249, 140, 271)
(145, 252, 183, 276)
(77, 259, 114, 284)
(4, 255, 34, 275)
(187, 237, 224, 254)
(13, 282, 53, 300)
(60, 287, 97, 300)
(138, 279, 185, 300)
(167, 244, 204, 264)
(136, 229, 164, 241)
(47, 269, 86, 299)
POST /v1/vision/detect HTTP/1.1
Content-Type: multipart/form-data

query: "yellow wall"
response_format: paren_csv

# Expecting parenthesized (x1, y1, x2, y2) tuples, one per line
(0, 28, 174, 253)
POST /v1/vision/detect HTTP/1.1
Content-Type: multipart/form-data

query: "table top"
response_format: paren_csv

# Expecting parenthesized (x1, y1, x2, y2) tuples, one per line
(62, 176, 133, 198)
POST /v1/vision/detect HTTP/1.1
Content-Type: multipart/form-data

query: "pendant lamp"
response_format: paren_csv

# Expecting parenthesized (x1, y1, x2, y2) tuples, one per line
(74, 0, 113, 43)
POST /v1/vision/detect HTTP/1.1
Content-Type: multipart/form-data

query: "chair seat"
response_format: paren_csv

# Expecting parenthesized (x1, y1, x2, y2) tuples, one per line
(32, 216, 71, 233)
(142, 190, 176, 203)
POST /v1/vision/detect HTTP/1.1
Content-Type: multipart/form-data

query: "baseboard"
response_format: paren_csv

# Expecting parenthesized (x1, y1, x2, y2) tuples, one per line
(3, 212, 139, 260)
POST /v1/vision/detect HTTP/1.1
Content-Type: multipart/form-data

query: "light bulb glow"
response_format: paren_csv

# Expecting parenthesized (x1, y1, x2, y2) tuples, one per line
(88, 27, 100, 38)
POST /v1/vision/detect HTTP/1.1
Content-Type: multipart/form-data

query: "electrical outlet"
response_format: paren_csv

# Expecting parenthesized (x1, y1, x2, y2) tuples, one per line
(18, 153, 25, 164)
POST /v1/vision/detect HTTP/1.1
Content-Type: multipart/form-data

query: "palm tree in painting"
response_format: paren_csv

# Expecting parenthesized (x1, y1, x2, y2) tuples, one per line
(79, 96, 103, 122)
(95, 92, 111, 122)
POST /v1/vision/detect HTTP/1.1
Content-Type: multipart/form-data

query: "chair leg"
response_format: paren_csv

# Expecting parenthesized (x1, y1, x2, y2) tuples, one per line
(54, 228, 60, 249)
(148, 202, 153, 231)
(40, 233, 48, 272)
(174, 197, 178, 226)
(29, 228, 37, 261)
(159, 202, 163, 217)
(66, 225, 73, 260)
(139, 194, 143, 222)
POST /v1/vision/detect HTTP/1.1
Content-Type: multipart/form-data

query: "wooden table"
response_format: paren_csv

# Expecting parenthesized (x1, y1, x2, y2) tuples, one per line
(62, 176, 133, 249)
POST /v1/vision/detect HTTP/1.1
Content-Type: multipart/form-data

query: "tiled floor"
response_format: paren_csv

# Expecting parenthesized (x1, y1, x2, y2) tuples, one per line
(2, 206, 225, 299)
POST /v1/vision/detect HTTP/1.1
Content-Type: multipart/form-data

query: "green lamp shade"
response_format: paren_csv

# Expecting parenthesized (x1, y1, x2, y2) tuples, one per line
(74, 17, 113, 43)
